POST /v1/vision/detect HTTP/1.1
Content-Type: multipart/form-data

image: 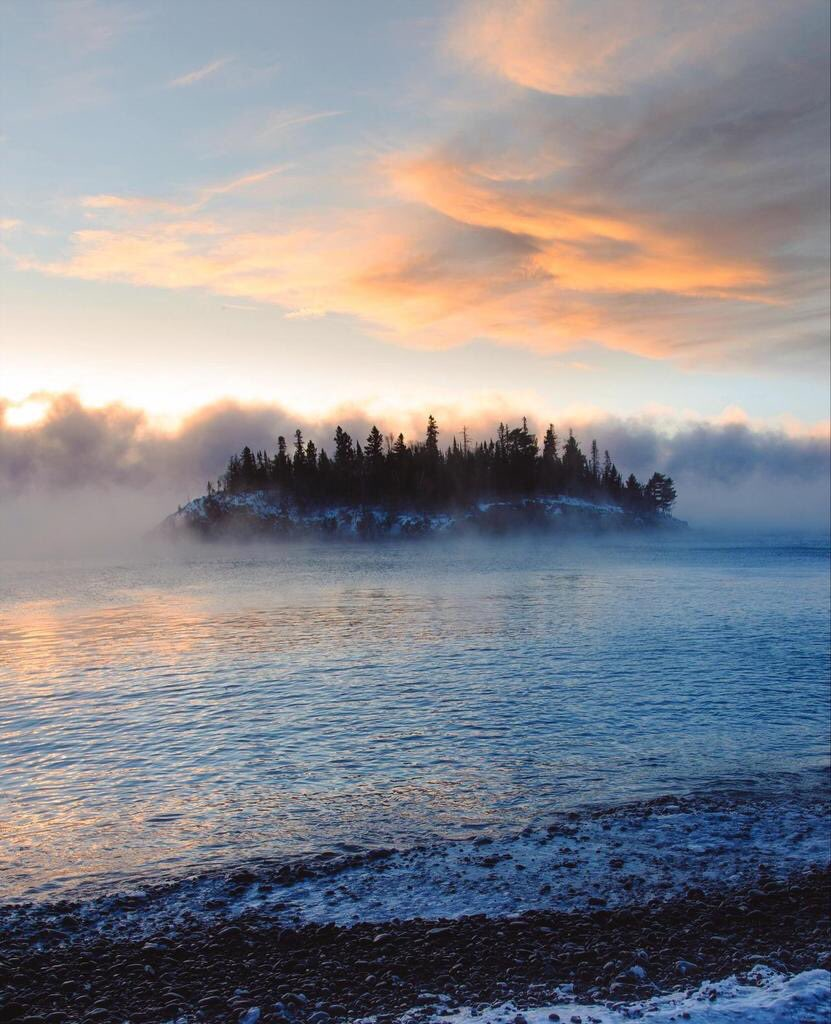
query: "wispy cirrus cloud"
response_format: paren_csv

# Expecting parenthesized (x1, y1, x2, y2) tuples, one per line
(168, 56, 232, 89)
(199, 165, 290, 199)
(77, 164, 290, 219)
(205, 108, 346, 156)
(257, 109, 344, 138)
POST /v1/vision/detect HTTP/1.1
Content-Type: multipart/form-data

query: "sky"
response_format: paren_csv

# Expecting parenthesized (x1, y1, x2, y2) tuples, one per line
(0, 0, 829, 525)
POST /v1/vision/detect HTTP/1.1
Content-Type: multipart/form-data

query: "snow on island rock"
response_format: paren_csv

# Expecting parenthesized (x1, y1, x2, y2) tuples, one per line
(159, 491, 686, 541)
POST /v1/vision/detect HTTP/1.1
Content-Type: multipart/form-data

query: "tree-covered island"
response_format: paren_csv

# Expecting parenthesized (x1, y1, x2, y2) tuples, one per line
(166, 416, 679, 540)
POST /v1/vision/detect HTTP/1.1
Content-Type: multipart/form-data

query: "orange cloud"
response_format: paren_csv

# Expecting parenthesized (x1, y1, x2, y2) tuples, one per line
(448, 0, 777, 95)
(4, 0, 826, 379)
(21, 126, 778, 364)
(16, 179, 777, 364)
(10, 7, 825, 377)
(390, 155, 768, 298)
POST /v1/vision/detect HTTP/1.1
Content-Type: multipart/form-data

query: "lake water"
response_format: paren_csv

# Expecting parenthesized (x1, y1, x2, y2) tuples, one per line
(1, 533, 829, 908)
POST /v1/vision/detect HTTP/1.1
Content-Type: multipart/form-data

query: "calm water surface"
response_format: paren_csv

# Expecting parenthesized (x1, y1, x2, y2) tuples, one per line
(1, 535, 829, 901)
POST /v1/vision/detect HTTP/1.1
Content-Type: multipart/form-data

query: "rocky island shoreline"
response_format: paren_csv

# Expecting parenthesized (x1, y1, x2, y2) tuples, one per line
(159, 492, 686, 542)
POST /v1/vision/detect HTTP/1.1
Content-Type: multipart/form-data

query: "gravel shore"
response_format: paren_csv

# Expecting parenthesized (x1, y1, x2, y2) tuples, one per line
(1, 867, 828, 1024)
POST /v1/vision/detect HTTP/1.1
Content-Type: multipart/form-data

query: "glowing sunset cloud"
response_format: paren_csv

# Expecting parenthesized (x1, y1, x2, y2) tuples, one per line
(2, 397, 50, 429)
(0, 0, 828, 424)
(447, 0, 779, 96)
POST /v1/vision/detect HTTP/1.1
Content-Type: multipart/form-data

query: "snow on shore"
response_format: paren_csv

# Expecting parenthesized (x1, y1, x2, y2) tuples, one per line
(12, 789, 825, 942)
(227, 791, 829, 929)
(395, 966, 831, 1024)
(164, 491, 648, 540)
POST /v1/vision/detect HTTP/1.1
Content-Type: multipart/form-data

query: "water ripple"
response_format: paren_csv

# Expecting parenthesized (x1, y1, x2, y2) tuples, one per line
(1, 538, 828, 901)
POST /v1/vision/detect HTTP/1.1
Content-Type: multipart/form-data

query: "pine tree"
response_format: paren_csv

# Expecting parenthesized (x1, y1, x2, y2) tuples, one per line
(645, 472, 677, 514)
(334, 426, 354, 466)
(425, 415, 439, 456)
(240, 446, 256, 488)
(365, 425, 384, 462)
(273, 436, 290, 486)
(218, 416, 677, 516)
(543, 424, 559, 463)
(624, 473, 643, 508)
(561, 431, 586, 490)
(293, 429, 305, 472)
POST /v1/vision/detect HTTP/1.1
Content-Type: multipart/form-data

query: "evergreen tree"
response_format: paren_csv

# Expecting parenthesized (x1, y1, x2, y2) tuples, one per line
(219, 416, 677, 517)
(240, 446, 256, 488)
(624, 473, 643, 508)
(273, 436, 290, 487)
(561, 431, 586, 490)
(293, 430, 305, 472)
(334, 426, 354, 466)
(645, 472, 677, 514)
(543, 424, 559, 463)
(392, 433, 408, 459)
(365, 425, 384, 462)
(425, 415, 439, 457)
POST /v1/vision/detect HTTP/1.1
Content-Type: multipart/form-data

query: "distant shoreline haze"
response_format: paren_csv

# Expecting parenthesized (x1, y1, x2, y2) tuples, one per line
(208, 416, 677, 516)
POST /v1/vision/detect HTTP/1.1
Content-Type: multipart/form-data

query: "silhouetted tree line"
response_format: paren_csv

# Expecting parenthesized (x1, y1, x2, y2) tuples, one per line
(213, 416, 676, 515)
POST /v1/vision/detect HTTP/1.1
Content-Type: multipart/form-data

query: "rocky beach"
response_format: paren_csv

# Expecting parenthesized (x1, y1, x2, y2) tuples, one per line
(2, 867, 829, 1024)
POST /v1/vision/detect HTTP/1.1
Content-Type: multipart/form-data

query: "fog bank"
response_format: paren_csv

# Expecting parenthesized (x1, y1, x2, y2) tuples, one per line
(0, 394, 828, 553)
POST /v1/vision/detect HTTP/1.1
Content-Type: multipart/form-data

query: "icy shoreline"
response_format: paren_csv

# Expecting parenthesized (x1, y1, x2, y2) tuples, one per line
(159, 491, 683, 541)
(397, 966, 831, 1024)
(5, 788, 826, 940)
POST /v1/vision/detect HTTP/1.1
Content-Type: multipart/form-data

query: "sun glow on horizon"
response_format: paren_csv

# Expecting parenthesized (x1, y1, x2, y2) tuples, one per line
(3, 398, 50, 430)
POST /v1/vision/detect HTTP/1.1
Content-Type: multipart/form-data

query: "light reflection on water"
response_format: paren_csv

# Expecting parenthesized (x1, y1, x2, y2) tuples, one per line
(1, 537, 829, 901)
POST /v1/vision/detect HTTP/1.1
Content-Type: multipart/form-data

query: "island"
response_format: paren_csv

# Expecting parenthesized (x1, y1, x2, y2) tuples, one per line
(161, 416, 683, 540)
